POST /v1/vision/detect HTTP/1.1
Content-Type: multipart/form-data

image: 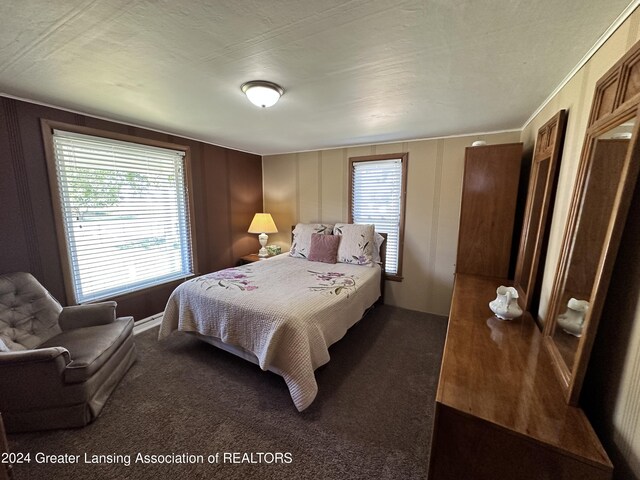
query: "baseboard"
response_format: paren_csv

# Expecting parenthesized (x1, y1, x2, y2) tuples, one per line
(133, 313, 162, 335)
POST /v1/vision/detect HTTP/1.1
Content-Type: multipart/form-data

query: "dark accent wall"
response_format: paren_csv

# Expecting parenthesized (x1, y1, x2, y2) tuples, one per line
(0, 96, 263, 320)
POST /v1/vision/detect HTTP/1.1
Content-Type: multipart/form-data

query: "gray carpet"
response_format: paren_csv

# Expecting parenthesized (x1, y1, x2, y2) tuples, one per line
(8, 305, 447, 480)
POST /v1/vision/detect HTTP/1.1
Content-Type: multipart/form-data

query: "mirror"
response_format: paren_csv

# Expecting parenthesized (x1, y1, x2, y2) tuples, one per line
(515, 110, 567, 314)
(544, 112, 640, 404)
(543, 38, 640, 405)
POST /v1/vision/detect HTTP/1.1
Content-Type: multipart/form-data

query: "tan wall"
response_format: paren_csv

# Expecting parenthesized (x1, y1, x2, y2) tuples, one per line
(263, 130, 520, 316)
(521, 8, 640, 480)
(522, 8, 640, 324)
(263, 9, 640, 476)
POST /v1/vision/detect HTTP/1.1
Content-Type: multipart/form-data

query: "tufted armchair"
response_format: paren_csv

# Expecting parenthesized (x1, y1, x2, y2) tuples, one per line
(0, 272, 136, 433)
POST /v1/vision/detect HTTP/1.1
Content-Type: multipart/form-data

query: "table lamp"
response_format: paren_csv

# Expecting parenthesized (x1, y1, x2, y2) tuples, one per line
(248, 213, 278, 257)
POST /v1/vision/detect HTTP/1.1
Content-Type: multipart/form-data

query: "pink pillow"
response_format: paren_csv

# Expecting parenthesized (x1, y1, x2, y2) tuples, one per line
(308, 233, 341, 264)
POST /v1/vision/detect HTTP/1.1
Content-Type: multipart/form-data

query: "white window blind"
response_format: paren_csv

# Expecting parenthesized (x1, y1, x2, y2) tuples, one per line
(51, 130, 193, 303)
(351, 158, 403, 275)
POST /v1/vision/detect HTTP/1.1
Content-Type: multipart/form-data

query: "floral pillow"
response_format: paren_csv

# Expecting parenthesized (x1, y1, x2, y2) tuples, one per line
(333, 223, 375, 266)
(289, 223, 334, 259)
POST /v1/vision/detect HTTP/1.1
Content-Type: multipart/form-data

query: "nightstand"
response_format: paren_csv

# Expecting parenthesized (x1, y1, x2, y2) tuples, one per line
(239, 254, 269, 265)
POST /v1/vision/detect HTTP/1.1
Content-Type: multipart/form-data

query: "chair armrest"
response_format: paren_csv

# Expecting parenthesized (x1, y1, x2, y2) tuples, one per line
(0, 347, 70, 367)
(59, 302, 117, 330)
(0, 348, 71, 409)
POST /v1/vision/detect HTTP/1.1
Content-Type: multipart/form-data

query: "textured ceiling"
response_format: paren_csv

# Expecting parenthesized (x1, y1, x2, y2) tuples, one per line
(0, 1, 633, 155)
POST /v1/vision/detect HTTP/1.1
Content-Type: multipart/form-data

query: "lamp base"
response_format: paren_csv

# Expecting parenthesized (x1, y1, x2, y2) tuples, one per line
(258, 232, 269, 257)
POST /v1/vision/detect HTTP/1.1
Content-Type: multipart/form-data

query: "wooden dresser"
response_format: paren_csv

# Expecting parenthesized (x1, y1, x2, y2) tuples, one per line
(428, 274, 612, 479)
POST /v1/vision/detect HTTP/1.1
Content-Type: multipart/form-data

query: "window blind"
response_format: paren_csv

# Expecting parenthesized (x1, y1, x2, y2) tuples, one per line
(51, 130, 193, 303)
(351, 159, 403, 275)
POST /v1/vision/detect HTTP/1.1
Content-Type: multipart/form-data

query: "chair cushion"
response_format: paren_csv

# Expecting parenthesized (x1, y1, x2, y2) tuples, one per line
(0, 272, 63, 351)
(39, 317, 134, 383)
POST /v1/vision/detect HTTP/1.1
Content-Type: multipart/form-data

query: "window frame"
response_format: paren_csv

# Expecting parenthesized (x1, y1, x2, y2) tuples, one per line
(348, 152, 408, 282)
(41, 119, 198, 305)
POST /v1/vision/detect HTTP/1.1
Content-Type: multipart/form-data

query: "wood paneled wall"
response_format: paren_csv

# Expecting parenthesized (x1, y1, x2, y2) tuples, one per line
(521, 8, 640, 480)
(263, 131, 521, 316)
(0, 96, 262, 320)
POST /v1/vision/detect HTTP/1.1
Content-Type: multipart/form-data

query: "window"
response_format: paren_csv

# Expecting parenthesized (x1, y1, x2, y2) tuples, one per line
(349, 153, 407, 280)
(43, 122, 195, 303)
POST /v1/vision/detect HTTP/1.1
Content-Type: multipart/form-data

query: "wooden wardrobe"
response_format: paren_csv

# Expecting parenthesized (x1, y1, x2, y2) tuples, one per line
(455, 143, 523, 277)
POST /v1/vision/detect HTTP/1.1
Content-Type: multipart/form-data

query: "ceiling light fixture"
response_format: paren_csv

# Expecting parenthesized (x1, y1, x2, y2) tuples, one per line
(241, 80, 284, 108)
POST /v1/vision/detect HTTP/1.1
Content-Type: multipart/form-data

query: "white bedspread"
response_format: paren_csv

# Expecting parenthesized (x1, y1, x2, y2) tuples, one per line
(158, 254, 381, 411)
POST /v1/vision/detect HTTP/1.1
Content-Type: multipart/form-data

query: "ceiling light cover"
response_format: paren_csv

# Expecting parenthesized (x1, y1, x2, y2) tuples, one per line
(241, 80, 284, 108)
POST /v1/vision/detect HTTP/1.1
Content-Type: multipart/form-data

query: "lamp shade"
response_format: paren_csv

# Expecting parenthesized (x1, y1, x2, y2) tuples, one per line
(248, 213, 278, 234)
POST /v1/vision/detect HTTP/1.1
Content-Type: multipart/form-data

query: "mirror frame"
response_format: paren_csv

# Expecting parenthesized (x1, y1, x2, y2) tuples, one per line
(515, 110, 567, 313)
(543, 40, 640, 405)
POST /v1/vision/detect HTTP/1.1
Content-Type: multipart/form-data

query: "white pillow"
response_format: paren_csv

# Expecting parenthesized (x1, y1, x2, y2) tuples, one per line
(372, 232, 385, 265)
(0, 337, 9, 353)
(333, 223, 375, 266)
(289, 223, 334, 259)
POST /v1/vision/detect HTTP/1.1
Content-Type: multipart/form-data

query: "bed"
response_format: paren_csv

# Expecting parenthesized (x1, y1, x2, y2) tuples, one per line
(158, 224, 385, 411)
